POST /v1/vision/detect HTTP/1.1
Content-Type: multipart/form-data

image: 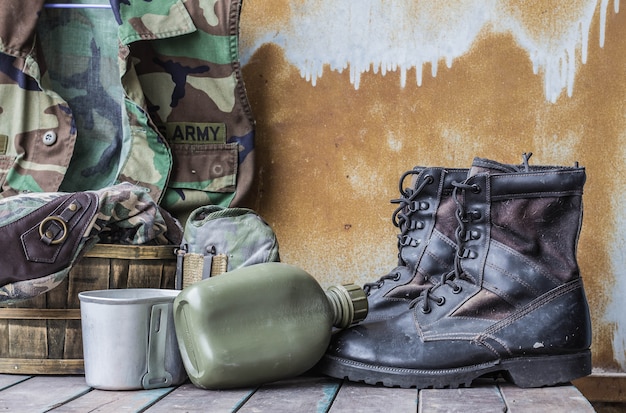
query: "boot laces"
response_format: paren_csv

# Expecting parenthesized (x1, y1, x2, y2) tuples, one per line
(363, 170, 434, 295)
(410, 180, 480, 313)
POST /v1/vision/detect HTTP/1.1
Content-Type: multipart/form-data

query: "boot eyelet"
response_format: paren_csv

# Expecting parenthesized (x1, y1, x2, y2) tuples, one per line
(471, 184, 481, 193)
(436, 296, 445, 306)
(424, 174, 434, 184)
(421, 305, 431, 314)
(393, 272, 401, 282)
(452, 286, 462, 294)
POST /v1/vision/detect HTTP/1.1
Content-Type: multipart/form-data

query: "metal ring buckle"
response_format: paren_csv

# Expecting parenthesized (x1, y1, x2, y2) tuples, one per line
(38, 216, 68, 245)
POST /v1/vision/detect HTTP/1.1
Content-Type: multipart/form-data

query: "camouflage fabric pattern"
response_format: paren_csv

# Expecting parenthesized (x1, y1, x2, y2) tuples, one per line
(0, 0, 77, 196)
(89, 183, 183, 245)
(40, 7, 126, 193)
(0, 183, 182, 304)
(0, 259, 92, 305)
(0, 3, 129, 196)
(113, 0, 256, 220)
(0, 1, 255, 224)
(183, 205, 279, 280)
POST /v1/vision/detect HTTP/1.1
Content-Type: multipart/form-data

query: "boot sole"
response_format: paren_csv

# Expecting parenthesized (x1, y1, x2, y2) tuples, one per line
(317, 350, 591, 389)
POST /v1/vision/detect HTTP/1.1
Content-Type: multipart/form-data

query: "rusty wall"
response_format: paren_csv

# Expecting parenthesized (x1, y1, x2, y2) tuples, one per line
(238, 0, 626, 372)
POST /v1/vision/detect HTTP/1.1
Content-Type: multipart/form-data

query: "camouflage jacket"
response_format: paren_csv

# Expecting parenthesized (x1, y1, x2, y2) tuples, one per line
(0, 0, 255, 222)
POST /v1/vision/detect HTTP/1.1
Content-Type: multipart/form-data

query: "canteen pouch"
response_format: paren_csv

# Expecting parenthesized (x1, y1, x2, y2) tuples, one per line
(176, 206, 279, 289)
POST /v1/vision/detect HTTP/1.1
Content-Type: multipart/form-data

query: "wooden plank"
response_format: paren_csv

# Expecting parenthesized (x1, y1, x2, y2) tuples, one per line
(329, 381, 417, 412)
(161, 262, 177, 289)
(68, 257, 111, 296)
(8, 320, 48, 359)
(8, 295, 48, 360)
(499, 383, 595, 412)
(50, 387, 175, 412)
(127, 261, 167, 289)
(573, 373, 626, 402)
(418, 385, 506, 413)
(0, 375, 89, 411)
(144, 382, 255, 412)
(237, 375, 341, 413)
(0, 374, 31, 390)
(0, 309, 81, 320)
(64, 258, 110, 362)
(0, 359, 84, 375)
(46, 275, 71, 359)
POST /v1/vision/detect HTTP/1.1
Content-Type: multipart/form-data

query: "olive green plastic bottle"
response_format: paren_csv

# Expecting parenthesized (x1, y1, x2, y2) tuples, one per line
(173, 262, 368, 389)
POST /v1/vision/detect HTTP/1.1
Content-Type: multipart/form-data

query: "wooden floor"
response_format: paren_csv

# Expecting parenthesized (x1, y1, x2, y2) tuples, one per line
(0, 373, 595, 412)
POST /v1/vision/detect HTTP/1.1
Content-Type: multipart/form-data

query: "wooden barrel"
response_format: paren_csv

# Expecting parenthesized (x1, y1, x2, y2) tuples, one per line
(0, 244, 177, 375)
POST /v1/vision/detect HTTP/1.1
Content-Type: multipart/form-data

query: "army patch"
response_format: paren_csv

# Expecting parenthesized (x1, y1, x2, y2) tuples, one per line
(166, 122, 227, 144)
(0, 135, 7, 155)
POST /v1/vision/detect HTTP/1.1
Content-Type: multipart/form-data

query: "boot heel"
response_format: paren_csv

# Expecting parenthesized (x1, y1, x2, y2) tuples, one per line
(502, 351, 591, 387)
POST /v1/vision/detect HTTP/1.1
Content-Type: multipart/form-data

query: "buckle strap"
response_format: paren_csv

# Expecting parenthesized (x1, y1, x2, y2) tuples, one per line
(39, 200, 83, 245)
(20, 192, 97, 265)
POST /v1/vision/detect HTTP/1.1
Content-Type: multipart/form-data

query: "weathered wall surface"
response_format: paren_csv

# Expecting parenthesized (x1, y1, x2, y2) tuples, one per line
(238, 0, 626, 372)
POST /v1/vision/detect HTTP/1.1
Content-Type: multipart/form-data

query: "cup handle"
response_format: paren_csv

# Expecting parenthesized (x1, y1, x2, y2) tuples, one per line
(142, 303, 174, 389)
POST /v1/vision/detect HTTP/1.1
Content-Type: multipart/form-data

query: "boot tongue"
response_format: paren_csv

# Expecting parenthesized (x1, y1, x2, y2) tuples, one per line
(467, 157, 524, 177)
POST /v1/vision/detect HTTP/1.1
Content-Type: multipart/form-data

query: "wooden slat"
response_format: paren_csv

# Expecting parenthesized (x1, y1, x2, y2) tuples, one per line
(127, 261, 167, 289)
(109, 256, 130, 288)
(0, 374, 601, 411)
(237, 375, 341, 413)
(8, 320, 48, 360)
(0, 374, 31, 390)
(500, 382, 595, 412)
(418, 385, 506, 413)
(46, 275, 72, 359)
(8, 295, 48, 360)
(0, 375, 89, 411)
(0, 308, 81, 320)
(0, 358, 84, 375)
(329, 381, 417, 412)
(63, 256, 111, 362)
(51, 387, 175, 412)
(83, 244, 176, 260)
(573, 372, 626, 402)
(144, 382, 255, 412)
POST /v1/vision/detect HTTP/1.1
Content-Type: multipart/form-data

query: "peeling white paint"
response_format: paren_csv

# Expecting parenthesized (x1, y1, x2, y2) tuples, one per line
(240, 0, 620, 103)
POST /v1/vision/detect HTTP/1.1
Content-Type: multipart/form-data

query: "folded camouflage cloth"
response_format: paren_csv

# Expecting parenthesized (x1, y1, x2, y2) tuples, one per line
(176, 206, 279, 289)
(0, 183, 182, 304)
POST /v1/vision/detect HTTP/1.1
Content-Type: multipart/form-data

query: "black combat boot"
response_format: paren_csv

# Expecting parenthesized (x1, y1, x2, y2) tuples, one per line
(363, 167, 467, 322)
(318, 155, 592, 388)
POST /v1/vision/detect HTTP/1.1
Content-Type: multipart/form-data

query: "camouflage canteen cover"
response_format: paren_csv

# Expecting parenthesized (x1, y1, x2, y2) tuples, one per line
(0, 183, 182, 304)
(177, 205, 279, 289)
(0, 0, 255, 224)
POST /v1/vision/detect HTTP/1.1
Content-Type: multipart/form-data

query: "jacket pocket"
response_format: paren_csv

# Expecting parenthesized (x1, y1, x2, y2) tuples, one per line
(168, 142, 238, 193)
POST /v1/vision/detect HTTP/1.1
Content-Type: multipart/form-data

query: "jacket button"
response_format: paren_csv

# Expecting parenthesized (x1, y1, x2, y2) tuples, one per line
(42, 131, 57, 146)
